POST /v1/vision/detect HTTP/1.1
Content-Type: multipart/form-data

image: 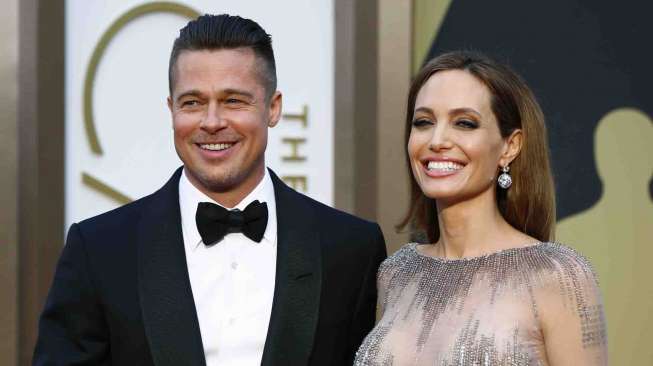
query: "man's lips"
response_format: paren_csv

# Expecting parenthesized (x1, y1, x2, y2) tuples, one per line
(196, 142, 235, 151)
(193, 141, 239, 159)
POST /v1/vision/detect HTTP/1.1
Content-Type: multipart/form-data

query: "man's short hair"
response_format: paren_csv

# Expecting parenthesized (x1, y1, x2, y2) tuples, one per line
(168, 14, 277, 98)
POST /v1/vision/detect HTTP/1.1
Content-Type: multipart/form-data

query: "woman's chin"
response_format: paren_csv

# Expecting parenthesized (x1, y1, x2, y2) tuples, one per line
(421, 188, 461, 202)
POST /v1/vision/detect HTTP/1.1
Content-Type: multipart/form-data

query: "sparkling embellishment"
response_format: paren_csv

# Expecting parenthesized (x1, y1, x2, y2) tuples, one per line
(497, 166, 512, 189)
(354, 242, 608, 365)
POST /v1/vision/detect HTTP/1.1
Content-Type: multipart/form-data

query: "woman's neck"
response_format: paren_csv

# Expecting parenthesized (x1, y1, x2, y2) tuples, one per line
(433, 190, 530, 259)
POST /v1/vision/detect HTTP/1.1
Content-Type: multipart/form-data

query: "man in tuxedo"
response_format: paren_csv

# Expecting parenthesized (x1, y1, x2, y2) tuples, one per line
(34, 14, 386, 366)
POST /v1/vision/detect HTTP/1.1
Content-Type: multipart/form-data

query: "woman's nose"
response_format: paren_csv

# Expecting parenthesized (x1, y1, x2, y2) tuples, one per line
(428, 123, 452, 151)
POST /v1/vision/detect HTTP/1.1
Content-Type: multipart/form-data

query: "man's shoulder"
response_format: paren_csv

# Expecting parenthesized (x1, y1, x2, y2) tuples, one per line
(290, 192, 386, 257)
(74, 191, 156, 237)
(288, 187, 378, 231)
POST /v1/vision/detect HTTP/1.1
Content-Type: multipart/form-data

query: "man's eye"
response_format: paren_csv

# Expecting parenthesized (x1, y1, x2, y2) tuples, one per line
(181, 100, 199, 107)
(411, 119, 433, 128)
(456, 119, 478, 129)
(225, 98, 244, 104)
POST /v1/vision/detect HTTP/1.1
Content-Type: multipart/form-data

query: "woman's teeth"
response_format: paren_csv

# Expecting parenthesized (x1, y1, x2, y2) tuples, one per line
(200, 143, 233, 151)
(427, 161, 463, 171)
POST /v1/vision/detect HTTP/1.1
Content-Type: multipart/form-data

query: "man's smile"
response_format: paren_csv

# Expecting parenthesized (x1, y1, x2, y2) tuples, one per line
(198, 143, 234, 151)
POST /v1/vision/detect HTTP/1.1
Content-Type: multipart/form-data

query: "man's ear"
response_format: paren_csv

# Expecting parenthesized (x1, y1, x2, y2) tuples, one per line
(167, 96, 174, 129)
(167, 96, 174, 112)
(499, 129, 523, 167)
(267, 91, 282, 127)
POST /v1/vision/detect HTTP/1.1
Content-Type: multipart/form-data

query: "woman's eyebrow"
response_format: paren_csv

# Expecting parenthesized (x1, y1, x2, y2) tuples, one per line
(448, 107, 481, 117)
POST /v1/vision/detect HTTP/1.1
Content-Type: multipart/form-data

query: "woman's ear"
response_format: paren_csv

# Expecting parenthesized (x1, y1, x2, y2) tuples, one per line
(499, 129, 523, 167)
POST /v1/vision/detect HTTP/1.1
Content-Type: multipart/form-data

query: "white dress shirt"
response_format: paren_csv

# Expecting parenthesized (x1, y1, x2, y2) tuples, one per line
(179, 168, 277, 366)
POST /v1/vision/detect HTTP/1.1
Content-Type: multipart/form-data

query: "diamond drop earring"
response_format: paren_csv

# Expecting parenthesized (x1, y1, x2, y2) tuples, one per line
(497, 165, 512, 189)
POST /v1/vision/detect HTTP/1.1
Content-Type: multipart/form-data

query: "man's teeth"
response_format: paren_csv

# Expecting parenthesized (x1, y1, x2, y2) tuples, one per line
(427, 161, 463, 171)
(200, 143, 233, 151)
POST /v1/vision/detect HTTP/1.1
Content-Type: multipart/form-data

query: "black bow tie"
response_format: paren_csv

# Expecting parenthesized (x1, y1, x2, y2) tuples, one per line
(195, 200, 268, 245)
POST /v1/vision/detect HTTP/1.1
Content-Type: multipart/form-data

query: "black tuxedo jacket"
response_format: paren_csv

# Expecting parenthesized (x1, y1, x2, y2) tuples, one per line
(34, 168, 386, 366)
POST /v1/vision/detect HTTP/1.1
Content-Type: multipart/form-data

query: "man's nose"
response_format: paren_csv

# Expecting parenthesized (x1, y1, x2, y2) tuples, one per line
(200, 102, 227, 133)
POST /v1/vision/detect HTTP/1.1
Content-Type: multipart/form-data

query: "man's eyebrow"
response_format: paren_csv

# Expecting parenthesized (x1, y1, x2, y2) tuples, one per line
(222, 88, 255, 100)
(175, 89, 203, 102)
(175, 88, 256, 102)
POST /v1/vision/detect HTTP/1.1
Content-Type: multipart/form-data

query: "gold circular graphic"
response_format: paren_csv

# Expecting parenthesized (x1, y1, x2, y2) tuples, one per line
(83, 1, 200, 155)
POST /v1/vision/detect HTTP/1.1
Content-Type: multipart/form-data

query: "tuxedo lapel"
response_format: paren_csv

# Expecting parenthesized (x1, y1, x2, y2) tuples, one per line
(261, 170, 323, 366)
(137, 168, 206, 366)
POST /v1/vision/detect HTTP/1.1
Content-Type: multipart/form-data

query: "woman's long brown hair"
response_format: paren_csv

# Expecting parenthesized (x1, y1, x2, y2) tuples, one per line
(398, 51, 556, 243)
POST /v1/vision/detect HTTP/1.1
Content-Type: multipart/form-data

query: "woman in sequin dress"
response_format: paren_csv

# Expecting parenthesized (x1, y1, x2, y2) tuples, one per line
(355, 51, 607, 365)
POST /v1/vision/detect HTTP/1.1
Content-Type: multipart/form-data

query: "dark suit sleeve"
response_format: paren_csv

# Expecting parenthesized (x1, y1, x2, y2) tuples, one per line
(33, 223, 110, 366)
(346, 224, 387, 362)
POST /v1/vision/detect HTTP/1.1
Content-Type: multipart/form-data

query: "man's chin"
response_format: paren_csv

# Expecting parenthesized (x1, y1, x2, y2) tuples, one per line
(185, 167, 239, 193)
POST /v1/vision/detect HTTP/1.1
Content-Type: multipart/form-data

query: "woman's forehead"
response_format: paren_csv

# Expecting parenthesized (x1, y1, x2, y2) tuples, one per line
(415, 70, 492, 113)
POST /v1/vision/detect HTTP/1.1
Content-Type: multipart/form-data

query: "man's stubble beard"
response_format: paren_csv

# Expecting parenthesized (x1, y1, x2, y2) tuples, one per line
(190, 154, 265, 195)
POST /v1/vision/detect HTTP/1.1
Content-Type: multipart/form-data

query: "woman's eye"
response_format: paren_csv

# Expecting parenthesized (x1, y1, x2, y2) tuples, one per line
(456, 119, 478, 129)
(411, 119, 433, 128)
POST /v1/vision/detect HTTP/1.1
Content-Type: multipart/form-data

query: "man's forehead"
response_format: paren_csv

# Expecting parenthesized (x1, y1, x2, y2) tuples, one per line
(171, 48, 270, 96)
(176, 48, 257, 69)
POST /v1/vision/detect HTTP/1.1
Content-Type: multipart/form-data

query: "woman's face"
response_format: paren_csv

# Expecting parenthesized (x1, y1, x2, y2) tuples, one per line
(408, 69, 509, 205)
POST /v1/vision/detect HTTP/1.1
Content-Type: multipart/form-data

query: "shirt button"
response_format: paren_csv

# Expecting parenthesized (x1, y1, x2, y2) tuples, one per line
(231, 262, 238, 270)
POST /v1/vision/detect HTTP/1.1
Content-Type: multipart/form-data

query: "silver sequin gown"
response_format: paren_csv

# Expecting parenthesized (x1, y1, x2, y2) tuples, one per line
(354, 242, 607, 365)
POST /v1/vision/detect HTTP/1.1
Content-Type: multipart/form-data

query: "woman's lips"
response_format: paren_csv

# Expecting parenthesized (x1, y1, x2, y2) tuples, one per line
(422, 159, 465, 178)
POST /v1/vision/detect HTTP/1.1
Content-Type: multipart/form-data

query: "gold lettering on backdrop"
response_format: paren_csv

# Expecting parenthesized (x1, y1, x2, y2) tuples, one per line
(282, 104, 308, 127)
(282, 138, 307, 162)
(280, 104, 309, 192)
(282, 176, 308, 192)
